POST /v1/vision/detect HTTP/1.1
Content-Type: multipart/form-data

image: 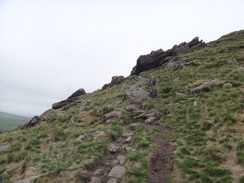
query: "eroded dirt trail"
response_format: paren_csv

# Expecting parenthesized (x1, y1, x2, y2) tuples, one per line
(146, 125, 176, 183)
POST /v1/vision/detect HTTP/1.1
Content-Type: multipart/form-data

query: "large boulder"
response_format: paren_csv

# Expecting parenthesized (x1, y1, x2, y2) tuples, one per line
(67, 88, 86, 99)
(125, 87, 150, 102)
(102, 76, 125, 90)
(52, 88, 86, 109)
(40, 109, 56, 122)
(131, 37, 206, 75)
(21, 116, 40, 129)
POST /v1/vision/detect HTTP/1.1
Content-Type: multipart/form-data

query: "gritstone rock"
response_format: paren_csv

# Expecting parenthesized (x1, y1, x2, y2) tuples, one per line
(131, 37, 206, 75)
(108, 166, 126, 178)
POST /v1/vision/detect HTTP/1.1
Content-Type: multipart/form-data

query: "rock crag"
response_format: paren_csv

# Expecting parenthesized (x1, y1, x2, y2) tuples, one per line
(131, 37, 206, 75)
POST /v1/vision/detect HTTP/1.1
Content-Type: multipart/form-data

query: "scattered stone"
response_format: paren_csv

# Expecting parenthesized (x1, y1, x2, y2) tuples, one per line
(93, 169, 104, 176)
(125, 146, 132, 151)
(145, 117, 157, 124)
(135, 112, 148, 119)
(115, 100, 122, 105)
(228, 58, 237, 63)
(125, 136, 132, 143)
(129, 123, 140, 130)
(77, 135, 85, 142)
(13, 175, 39, 183)
(117, 155, 126, 165)
(104, 111, 122, 124)
(0, 144, 10, 155)
(234, 66, 244, 71)
(125, 87, 150, 102)
(84, 133, 93, 137)
(122, 131, 134, 138)
(124, 104, 140, 112)
(193, 100, 198, 106)
(109, 144, 118, 153)
(191, 79, 218, 94)
(108, 166, 126, 178)
(67, 115, 75, 125)
(105, 163, 110, 166)
(90, 177, 101, 183)
(107, 178, 118, 183)
(223, 83, 233, 88)
(104, 111, 122, 119)
(130, 123, 140, 127)
(67, 88, 86, 100)
(112, 159, 119, 165)
(94, 131, 106, 139)
(176, 92, 187, 96)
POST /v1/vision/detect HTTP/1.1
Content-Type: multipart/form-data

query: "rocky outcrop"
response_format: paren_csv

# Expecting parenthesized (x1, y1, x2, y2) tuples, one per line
(191, 79, 218, 94)
(40, 109, 56, 122)
(102, 76, 125, 90)
(131, 37, 206, 75)
(67, 88, 86, 99)
(52, 88, 86, 109)
(21, 116, 40, 129)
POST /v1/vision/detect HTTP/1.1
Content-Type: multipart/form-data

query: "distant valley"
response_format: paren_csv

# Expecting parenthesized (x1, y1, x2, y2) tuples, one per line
(0, 111, 30, 131)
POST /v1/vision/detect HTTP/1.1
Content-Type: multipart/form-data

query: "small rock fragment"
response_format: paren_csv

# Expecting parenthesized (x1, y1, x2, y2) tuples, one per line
(76, 135, 85, 142)
(125, 146, 132, 151)
(109, 144, 118, 153)
(93, 169, 103, 176)
(228, 58, 237, 63)
(90, 177, 101, 183)
(107, 178, 118, 183)
(67, 115, 75, 125)
(176, 92, 187, 96)
(145, 117, 157, 124)
(223, 83, 233, 88)
(125, 136, 132, 143)
(95, 131, 106, 139)
(117, 155, 126, 165)
(122, 131, 134, 137)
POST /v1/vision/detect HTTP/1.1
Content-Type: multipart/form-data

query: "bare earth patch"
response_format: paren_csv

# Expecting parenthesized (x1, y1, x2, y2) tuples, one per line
(147, 125, 176, 183)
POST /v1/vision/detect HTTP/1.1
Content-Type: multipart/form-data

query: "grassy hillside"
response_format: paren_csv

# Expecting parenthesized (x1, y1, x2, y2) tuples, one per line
(0, 112, 30, 131)
(0, 30, 243, 183)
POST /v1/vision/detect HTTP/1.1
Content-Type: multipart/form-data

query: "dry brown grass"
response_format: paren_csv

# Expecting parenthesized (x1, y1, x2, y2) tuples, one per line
(220, 152, 244, 182)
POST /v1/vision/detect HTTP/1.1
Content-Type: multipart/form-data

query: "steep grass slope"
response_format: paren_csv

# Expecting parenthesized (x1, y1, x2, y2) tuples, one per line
(0, 30, 243, 183)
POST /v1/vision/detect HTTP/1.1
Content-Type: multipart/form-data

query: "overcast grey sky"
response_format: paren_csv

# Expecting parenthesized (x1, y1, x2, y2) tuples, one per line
(0, 0, 243, 117)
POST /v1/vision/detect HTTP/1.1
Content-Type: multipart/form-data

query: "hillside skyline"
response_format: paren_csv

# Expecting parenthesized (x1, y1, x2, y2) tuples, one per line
(0, 0, 244, 117)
